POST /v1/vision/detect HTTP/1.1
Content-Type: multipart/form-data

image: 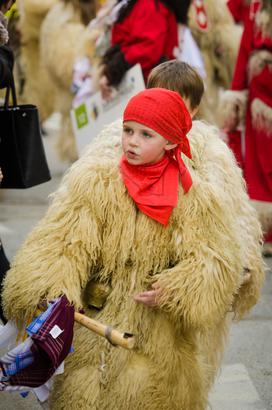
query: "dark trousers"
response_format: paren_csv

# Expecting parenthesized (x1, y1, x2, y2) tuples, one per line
(0, 239, 9, 323)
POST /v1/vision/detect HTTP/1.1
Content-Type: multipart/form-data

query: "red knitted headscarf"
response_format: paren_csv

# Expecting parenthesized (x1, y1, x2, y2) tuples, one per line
(120, 88, 193, 225)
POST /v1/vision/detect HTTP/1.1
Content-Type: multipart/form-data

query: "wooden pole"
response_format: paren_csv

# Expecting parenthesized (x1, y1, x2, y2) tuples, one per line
(74, 312, 135, 350)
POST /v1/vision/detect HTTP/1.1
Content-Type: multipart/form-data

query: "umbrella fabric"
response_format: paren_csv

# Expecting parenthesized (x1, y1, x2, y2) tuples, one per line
(0, 298, 60, 382)
(0, 295, 74, 389)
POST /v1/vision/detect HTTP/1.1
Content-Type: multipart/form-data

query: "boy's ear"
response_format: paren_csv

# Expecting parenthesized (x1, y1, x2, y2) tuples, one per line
(165, 142, 177, 151)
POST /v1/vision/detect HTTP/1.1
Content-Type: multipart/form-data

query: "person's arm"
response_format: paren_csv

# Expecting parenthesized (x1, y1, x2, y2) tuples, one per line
(102, 0, 177, 87)
(135, 192, 243, 327)
(118, 5, 172, 74)
(152, 223, 242, 329)
(0, 45, 14, 89)
(2, 163, 104, 327)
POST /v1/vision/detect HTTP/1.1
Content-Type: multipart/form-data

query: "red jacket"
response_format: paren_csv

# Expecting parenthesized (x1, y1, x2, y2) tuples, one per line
(111, 0, 178, 80)
(227, 0, 250, 25)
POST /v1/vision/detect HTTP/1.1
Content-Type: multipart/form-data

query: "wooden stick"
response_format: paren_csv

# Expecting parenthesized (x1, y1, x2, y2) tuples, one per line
(74, 312, 135, 350)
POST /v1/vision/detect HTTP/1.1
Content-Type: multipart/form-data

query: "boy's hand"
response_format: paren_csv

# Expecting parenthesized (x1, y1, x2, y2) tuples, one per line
(134, 282, 161, 307)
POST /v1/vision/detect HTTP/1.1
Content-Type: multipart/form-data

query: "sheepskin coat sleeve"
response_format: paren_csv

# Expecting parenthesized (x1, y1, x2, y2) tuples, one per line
(2, 158, 106, 325)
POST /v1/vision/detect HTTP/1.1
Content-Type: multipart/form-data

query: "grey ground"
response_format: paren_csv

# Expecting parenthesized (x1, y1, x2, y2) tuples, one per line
(0, 130, 271, 410)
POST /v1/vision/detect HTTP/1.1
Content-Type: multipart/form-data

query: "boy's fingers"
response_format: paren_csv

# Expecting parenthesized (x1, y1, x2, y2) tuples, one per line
(134, 291, 158, 306)
(134, 290, 156, 299)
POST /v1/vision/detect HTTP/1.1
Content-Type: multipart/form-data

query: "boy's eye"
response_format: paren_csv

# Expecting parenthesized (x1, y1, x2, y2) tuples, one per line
(142, 131, 152, 138)
(123, 127, 132, 134)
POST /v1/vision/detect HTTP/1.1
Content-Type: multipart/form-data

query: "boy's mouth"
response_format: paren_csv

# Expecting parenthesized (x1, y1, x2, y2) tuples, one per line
(126, 150, 138, 159)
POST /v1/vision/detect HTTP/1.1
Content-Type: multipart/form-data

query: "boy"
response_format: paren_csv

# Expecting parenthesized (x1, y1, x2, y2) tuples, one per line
(3, 74, 264, 409)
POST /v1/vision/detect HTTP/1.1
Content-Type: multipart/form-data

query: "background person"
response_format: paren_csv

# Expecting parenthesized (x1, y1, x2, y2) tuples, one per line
(99, 0, 180, 99)
(0, 0, 16, 324)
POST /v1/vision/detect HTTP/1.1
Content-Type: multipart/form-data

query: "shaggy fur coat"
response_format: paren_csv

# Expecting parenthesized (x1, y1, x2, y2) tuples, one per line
(40, 0, 100, 163)
(2, 120, 264, 409)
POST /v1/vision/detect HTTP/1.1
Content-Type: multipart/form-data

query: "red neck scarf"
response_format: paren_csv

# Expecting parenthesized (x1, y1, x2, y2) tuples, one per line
(120, 147, 192, 225)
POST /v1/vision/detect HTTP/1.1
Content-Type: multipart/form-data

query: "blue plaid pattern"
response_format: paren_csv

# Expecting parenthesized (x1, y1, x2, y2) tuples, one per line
(2, 349, 33, 377)
(27, 299, 60, 336)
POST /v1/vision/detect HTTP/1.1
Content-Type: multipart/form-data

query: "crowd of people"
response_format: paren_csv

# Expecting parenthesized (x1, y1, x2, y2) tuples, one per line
(0, 0, 271, 409)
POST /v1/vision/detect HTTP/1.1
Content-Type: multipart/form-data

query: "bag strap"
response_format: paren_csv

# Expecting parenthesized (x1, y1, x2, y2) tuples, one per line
(4, 70, 17, 108)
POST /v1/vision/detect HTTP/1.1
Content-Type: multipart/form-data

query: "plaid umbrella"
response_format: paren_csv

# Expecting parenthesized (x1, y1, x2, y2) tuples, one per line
(0, 296, 74, 390)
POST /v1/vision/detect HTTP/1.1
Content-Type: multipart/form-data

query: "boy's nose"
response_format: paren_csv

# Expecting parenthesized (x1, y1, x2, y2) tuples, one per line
(129, 134, 139, 147)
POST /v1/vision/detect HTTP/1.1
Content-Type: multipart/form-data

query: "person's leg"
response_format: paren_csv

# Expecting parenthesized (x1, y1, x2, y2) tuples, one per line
(0, 239, 10, 323)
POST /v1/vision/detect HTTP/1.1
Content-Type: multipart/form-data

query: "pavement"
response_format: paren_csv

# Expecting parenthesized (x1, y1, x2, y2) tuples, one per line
(210, 364, 267, 410)
(0, 129, 271, 410)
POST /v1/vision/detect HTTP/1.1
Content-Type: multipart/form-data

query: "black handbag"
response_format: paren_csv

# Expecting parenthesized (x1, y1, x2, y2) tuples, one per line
(0, 73, 51, 189)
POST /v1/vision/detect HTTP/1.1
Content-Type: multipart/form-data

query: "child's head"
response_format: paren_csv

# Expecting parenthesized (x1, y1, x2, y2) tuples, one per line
(147, 60, 204, 117)
(122, 88, 192, 166)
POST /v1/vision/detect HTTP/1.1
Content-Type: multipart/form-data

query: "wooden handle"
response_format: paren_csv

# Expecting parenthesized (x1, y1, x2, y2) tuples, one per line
(74, 312, 135, 350)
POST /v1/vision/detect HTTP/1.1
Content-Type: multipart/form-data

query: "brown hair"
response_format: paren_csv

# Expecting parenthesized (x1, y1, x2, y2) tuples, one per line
(147, 60, 204, 110)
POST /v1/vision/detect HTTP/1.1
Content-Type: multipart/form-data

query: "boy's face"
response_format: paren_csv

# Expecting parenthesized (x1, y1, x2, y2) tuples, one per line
(122, 121, 176, 166)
